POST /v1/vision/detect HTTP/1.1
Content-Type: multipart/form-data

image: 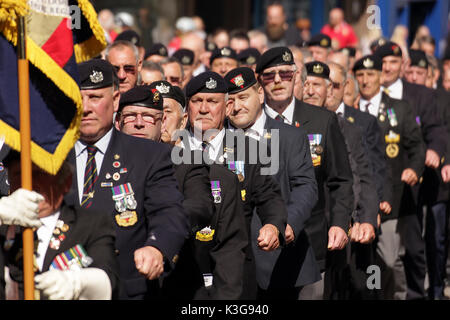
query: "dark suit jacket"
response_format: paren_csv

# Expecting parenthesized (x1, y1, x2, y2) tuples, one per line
(376, 93, 426, 221)
(251, 115, 321, 289)
(337, 117, 378, 228)
(402, 79, 447, 158)
(162, 162, 247, 300)
(292, 100, 354, 270)
(344, 105, 386, 202)
(5, 203, 120, 300)
(65, 129, 189, 299)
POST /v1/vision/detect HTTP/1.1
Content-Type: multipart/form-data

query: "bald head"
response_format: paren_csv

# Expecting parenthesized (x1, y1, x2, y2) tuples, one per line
(181, 32, 205, 69)
(329, 8, 344, 27)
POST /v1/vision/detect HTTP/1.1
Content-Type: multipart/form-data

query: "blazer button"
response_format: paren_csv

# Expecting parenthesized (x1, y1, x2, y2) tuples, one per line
(115, 249, 120, 255)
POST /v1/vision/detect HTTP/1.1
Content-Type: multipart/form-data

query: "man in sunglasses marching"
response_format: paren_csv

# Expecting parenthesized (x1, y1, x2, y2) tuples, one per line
(256, 47, 354, 300)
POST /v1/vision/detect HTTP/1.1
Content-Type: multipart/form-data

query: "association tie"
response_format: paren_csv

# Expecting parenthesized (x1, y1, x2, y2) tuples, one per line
(81, 145, 98, 208)
(275, 114, 284, 122)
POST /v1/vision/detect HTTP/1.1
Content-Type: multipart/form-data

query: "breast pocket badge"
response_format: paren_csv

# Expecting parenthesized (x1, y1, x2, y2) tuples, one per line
(308, 134, 323, 167)
(385, 130, 400, 158)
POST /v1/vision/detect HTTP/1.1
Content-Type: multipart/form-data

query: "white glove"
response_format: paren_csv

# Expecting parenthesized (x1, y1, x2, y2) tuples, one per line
(35, 268, 112, 300)
(0, 188, 44, 228)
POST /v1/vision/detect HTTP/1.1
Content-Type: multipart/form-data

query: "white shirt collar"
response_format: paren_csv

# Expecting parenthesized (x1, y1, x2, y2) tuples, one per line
(188, 127, 226, 161)
(264, 97, 295, 125)
(384, 78, 403, 100)
(335, 102, 345, 116)
(75, 127, 113, 156)
(36, 211, 61, 271)
(244, 111, 266, 141)
(359, 89, 382, 117)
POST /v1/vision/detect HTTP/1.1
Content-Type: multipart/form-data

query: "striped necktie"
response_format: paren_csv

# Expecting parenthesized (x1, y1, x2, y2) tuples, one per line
(81, 145, 98, 208)
(275, 114, 284, 122)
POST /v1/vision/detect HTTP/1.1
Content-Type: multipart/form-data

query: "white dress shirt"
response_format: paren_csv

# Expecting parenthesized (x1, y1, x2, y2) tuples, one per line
(36, 211, 60, 271)
(359, 89, 383, 117)
(335, 102, 345, 116)
(383, 78, 403, 100)
(74, 128, 113, 203)
(242, 111, 267, 141)
(264, 97, 295, 125)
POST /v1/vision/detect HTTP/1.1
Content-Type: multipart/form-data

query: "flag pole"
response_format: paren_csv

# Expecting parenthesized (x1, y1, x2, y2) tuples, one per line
(17, 15, 35, 300)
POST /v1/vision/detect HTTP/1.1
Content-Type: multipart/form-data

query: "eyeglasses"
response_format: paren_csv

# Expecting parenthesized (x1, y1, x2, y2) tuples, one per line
(121, 112, 162, 124)
(260, 70, 295, 84)
(113, 65, 137, 75)
(332, 81, 344, 89)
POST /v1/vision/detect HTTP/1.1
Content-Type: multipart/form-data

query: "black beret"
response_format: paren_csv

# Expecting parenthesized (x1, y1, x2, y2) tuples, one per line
(210, 46, 238, 65)
(370, 37, 388, 53)
(144, 43, 168, 59)
(237, 48, 261, 66)
(115, 30, 141, 47)
(374, 41, 403, 59)
(353, 54, 382, 72)
(185, 71, 228, 97)
(305, 61, 330, 79)
(255, 46, 294, 73)
(118, 85, 164, 112)
(172, 49, 194, 66)
(224, 67, 257, 94)
(205, 40, 217, 52)
(307, 34, 331, 48)
(340, 46, 356, 57)
(148, 80, 186, 110)
(409, 49, 428, 69)
(78, 59, 117, 90)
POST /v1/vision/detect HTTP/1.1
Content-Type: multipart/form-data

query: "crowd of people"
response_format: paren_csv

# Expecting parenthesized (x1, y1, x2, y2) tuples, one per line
(1, 1, 450, 300)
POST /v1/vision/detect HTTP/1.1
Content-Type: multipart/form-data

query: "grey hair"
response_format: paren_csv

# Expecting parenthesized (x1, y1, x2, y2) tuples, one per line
(327, 61, 347, 82)
(300, 65, 307, 83)
(105, 40, 140, 65)
(141, 61, 166, 81)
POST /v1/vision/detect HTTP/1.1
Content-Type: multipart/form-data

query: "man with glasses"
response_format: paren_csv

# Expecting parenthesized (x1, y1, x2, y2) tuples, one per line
(256, 47, 353, 299)
(66, 59, 189, 299)
(159, 57, 185, 88)
(115, 86, 164, 141)
(105, 40, 142, 93)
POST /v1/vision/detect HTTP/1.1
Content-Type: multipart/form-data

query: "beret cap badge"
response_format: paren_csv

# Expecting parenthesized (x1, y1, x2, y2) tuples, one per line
(231, 74, 245, 88)
(90, 70, 103, 84)
(418, 59, 427, 68)
(206, 78, 217, 89)
(246, 56, 256, 64)
(151, 89, 160, 102)
(320, 38, 329, 47)
(313, 64, 323, 74)
(182, 56, 191, 64)
(363, 58, 374, 68)
(221, 47, 231, 56)
(159, 47, 167, 56)
(156, 83, 170, 94)
(282, 51, 292, 62)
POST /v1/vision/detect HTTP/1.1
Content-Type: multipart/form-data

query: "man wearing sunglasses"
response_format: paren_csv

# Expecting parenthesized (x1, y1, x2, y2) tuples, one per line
(256, 47, 354, 300)
(105, 40, 142, 93)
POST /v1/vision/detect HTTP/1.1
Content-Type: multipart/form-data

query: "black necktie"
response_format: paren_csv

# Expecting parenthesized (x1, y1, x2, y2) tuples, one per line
(81, 145, 98, 208)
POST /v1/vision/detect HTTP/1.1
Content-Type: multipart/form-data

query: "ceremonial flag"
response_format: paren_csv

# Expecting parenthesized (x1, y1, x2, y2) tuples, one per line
(0, 0, 106, 174)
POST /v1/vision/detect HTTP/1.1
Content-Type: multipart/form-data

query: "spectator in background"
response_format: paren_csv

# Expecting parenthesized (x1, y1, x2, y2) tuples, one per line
(139, 61, 165, 85)
(229, 29, 250, 54)
(115, 12, 135, 34)
(390, 25, 409, 57)
(98, 9, 118, 43)
(343, 75, 358, 107)
(115, 30, 145, 62)
(167, 16, 196, 55)
(306, 34, 332, 62)
(211, 28, 230, 49)
(261, 1, 302, 48)
(144, 43, 169, 63)
(209, 46, 238, 78)
(202, 40, 217, 70)
(248, 29, 269, 54)
(412, 25, 431, 49)
(328, 50, 350, 74)
(426, 54, 440, 89)
(172, 48, 195, 88)
(192, 16, 206, 40)
(181, 32, 207, 77)
(321, 7, 358, 49)
(296, 18, 311, 44)
(237, 47, 261, 73)
(443, 68, 450, 91)
(159, 57, 185, 88)
(417, 36, 436, 57)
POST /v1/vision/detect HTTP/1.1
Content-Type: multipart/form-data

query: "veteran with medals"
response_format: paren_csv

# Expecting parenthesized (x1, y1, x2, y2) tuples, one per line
(354, 54, 426, 300)
(65, 59, 189, 300)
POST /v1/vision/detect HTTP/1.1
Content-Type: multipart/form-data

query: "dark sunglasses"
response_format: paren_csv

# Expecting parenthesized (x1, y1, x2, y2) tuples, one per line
(261, 70, 295, 83)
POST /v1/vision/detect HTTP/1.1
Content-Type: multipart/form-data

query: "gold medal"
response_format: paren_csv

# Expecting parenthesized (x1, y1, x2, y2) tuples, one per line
(115, 210, 138, 227)
(386, 143, 399, 158)
(237, 173, 244, 182)
(61, 224, 69, 232)
(315, 145, 323, 155)
(379, 114, 385, 122)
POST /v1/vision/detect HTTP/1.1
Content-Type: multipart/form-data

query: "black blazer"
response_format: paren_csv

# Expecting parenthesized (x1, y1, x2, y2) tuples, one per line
(344, 105, 386, 202)
(376, 93, 426, 221)
(65, 129, 189, 299)
(337, 117, 378, 229)
(5, 203, 120, 300)
(251, 115, 321, 289)
(292, 100, 354, 270)
(402, 79, 447, 158)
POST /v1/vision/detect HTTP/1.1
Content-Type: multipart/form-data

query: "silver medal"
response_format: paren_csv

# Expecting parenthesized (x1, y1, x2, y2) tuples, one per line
(125, 194, 137, 210)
